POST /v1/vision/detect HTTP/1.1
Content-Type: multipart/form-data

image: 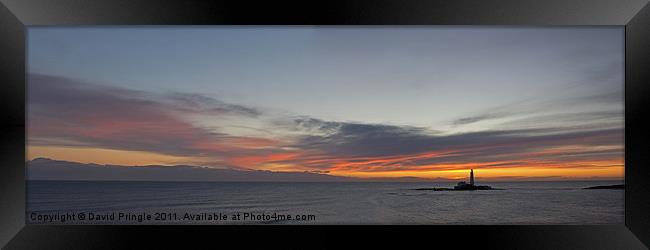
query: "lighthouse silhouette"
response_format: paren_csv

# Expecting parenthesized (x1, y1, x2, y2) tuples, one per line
(470, 169, 475, 185)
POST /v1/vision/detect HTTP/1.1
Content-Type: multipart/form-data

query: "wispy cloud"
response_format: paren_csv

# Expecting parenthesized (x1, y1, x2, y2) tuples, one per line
(165, 92, 260, 117)
(28, 74, 277, 163)
(452, 112, 512, 125)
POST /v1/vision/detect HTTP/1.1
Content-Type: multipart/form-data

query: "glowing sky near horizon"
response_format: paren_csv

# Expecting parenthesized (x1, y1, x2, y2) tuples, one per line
(26, 27, 624, 180)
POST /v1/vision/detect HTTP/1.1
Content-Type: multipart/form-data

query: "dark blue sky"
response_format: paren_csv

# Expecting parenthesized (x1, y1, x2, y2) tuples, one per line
(28, 27, 623, 131)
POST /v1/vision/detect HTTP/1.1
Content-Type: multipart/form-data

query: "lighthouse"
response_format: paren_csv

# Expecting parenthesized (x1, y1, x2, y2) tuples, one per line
(450, 169, 494, 190)
(470, 169, 475, 185)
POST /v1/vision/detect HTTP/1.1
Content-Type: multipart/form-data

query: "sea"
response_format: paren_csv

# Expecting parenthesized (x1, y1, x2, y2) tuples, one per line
(26, 180, 624, 225)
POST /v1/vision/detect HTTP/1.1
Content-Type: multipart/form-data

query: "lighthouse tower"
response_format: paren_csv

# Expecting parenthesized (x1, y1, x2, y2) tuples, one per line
(470, 169, 475, 185)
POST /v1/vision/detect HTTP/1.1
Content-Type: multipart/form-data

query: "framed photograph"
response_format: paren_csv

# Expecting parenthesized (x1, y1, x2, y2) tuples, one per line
(1, 0, 649, 249)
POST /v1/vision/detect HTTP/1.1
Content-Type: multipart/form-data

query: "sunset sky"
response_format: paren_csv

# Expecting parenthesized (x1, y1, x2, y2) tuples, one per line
(27, 27, 624, 180)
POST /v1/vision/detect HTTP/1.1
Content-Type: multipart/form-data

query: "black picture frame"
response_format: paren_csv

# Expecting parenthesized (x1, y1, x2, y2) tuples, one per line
(1, 0, 649, 249)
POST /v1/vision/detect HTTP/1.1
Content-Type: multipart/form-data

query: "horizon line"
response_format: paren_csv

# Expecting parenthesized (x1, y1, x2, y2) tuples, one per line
(26, 157, 624, 182)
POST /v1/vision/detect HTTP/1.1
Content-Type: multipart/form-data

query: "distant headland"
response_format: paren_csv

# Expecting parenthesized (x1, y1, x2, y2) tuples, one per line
(414, 169, 502, 191)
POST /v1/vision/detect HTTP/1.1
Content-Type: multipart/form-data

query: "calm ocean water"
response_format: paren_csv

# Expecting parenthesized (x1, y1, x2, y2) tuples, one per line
(27, 180, 624, 225)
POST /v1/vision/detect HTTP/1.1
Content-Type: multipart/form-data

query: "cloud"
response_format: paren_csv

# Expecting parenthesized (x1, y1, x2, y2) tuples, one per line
(575, 91, 623, 105)
(27, 73, 273, 160)
(165, 92, 260, 117)
(292, 118, 438, 157)
(498, 110, 623, 131)
(27, 73, 623, 175)
(452, 112, 512, 125)
(281, 117, 623, 172)
(451, 89, 623, 129)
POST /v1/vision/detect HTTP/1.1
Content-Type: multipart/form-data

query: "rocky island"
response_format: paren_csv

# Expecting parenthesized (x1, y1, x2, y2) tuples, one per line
(414, 169, 502, 191)
(584, 184, 624, 190)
